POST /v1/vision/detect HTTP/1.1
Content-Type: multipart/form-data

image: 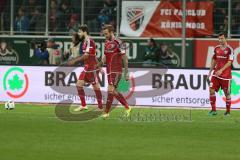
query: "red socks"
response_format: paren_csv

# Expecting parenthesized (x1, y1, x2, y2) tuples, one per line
(105, 92, 129, 113)
(77, 87, 86, 107)
(94, 89, 103, 109)
(115, 93, 129, 109)
(226, 98, 231, 112)
(105, 92, 114, 113)
(210, 95, 231, 112)
(210, 95, 216, 111)
(77, 87, 128, 113)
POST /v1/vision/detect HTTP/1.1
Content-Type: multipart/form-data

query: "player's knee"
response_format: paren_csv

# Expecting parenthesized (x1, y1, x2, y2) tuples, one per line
(226, 95, 231, 99)
(76, 80, 84, 88)
(107, 90, 114, 96)
(92, 83, 100, 90)
(224, 91, 231, 99)
(108, 85, 114, 91)
(223, 89, 231, 97)
(209, 88, 215, 95)
(113, 89, 119, 95)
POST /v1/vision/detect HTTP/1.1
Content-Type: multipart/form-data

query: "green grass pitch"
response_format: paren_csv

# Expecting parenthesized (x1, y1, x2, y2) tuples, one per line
(0, 104, 240, 160)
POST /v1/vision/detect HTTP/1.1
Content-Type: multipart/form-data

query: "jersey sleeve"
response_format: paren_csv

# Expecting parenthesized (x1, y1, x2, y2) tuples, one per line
(228, 46, 234, 61)
(212, 47, 217, 60)
(114, 39, 125, 55)
(85, 39, 95, 56)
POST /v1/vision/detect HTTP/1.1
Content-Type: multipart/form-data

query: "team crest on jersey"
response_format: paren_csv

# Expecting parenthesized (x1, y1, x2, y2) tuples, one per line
(107, 43, 116, 50)
(126, 7, 144, 31)
(224, 50, 228, 54)
(105, 42, 117, 52)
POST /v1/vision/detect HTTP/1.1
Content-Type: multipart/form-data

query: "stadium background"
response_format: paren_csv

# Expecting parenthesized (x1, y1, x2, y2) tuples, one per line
(1, 1, 240, 160)
(0, 0, 239, 108)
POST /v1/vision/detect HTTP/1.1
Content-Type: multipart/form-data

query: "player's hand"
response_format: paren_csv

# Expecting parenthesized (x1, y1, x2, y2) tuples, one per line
(64, 51, 69, 57)
(97, 61, 103, 68)
(124, 72, 130, 81)
(215, 69, 223, 76)
(99, 68, 104, 74)
(67, 59, 75, 66)
(34, 44, 38, 49)
(207, 71, 211, 80)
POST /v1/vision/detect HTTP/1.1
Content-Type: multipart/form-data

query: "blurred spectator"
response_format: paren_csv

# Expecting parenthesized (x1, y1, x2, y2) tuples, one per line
(143, 38, 159, 67)
(85, 0, 103, 21)
(58, 0, 74, 32)
(104, 0, 117, 9)
(46, 38, 62, 65)
(68, 14, 81, 35)
(85, 0, 104, 33)
(213, 1, 228, 34)
(14, 7, 29, 32)
(0, 40, 12, 55)
(0, 0, 6, 31)
(64, 33, 81, 60)
(25, 0, 38, 19)
(1, 0, 10, 32)
(0, 0, 6, 13)
(49, 0, 59, 32)
(98, 9, 110, 27)
(97, 0, 116, 31)
(232, 2, 240, 35)
(0, 40, 18, 65)
(34, 38, 62, 65)
(29, 6, 45, 33)
(158, 43, 180, 67)
(33, 40, 49, 65)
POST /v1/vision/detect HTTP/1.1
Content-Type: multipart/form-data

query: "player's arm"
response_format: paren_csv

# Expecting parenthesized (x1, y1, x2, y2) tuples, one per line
(67, 54, 88, 65)
(215, 61, 232, 77)
(215, 48, 234, 76)
(208, 49, 217, 78)
(122, 54, 129, 81)
(97, 55, 106, 68)
(215, 60, 232, 76)
(67, 40, 91, 65)
(209, 59, 216, 75)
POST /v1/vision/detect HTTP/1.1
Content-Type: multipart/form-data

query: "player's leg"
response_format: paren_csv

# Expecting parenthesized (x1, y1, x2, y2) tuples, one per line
(221, 79, 231, 115)
(114, 90, 129, 109)
(209, 88, 217, 115)
(113, 89, 131, 117)
(112, 73, 129, 109)
(75, 72, 87, 111)
(112, 73, 131, 116)
(208, 77, 220, 115)
(102, 84, 115, 118)
(92, 82, 103, 110)
(102, 73, 115, 118)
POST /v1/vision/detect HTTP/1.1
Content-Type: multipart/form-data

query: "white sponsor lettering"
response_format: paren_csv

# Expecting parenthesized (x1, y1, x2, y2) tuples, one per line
(161, 22, 205, 29)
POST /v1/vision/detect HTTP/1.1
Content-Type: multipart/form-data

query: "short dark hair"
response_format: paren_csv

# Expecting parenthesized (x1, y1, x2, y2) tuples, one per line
(61, 0, 70, 6)
(19, 7, 26, 13)
(218, 32, 227, 38)
(149, 38, 157, 46)
(72, 33, 81, 44)
(79, 24, 89, 35)
(103, 24, 114, 32)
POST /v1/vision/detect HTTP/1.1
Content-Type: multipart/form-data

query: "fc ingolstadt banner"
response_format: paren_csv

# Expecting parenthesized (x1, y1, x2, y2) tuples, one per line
(120, 1, 213, 37)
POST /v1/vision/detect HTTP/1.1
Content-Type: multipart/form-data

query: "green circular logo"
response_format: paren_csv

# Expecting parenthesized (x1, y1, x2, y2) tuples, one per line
(219, 71, 240, 104)
(3, 67, 29, 98)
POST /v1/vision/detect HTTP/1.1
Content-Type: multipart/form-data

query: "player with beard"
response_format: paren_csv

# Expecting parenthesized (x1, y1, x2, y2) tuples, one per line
(68, 25, 103, 111)
(208, 32, 234, 116)
(98, 25, 131, 118)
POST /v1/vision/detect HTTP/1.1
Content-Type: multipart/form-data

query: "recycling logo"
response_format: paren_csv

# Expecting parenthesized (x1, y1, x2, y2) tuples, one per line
(219, 71, 240, 104)
(3, 67, 29, 98)
(117, 74, 135, 100)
